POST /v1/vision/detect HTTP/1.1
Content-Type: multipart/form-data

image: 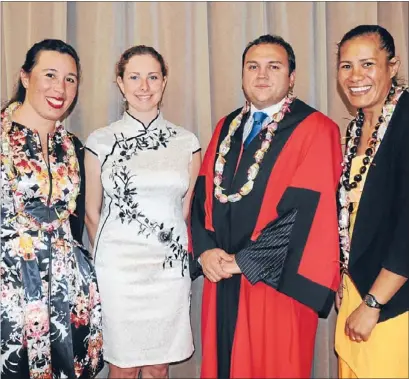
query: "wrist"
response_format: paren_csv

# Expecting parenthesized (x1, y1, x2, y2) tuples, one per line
(363, 293, 384, 310)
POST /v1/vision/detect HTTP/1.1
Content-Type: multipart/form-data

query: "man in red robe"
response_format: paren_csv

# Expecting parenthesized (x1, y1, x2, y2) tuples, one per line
(189, 34, 342, 378)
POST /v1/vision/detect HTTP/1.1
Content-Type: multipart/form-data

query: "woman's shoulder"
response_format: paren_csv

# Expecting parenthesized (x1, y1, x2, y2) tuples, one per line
(67, 131, 82, 144)
(164, 119, 197, 139)
(66, 132, 84, 156)
(163, 120, 201, 153)
(86, 118, 124, 143)
(395, 88, 409, 115)
(392, 89, 409, 145)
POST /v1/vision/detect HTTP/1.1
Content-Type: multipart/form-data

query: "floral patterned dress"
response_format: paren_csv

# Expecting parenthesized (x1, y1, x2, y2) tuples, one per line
(1, 108, 104, 379)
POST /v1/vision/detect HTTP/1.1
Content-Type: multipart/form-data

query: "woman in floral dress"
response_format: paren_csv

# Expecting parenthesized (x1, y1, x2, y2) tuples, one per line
(84, 46, 201, 378)
(1, 39, 103, 379)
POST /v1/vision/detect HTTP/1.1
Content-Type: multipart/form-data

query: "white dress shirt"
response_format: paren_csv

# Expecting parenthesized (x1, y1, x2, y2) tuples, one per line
(197, 98, 286, 266)
(242, 97, 287, 142)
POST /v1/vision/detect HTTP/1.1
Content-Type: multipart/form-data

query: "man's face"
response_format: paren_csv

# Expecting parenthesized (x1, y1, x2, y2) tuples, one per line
(242, 43, 295, 109)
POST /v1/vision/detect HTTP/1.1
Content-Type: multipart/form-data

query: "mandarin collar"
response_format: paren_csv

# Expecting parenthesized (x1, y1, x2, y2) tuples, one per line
(123, 110, 163, 131)
(11, 120, 64, 136)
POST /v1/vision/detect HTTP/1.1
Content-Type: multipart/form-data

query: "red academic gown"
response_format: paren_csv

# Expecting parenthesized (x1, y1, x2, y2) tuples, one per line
(189, 99, 342, 378)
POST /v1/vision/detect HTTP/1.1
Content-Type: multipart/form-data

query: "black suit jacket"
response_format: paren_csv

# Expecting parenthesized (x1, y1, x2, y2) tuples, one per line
(69, 134, 86, 245)
(347, 90, 409, 322)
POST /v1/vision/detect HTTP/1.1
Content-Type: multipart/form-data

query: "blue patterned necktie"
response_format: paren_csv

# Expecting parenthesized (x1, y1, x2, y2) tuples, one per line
(244, 111, 268, 148)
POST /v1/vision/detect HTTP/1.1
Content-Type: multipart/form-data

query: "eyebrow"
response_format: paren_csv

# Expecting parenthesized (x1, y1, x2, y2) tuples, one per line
(42, 68, 78, 78)
(245, 60, 283, 65)
(128, 71, 161, 75)
(339, 58, 377, 64)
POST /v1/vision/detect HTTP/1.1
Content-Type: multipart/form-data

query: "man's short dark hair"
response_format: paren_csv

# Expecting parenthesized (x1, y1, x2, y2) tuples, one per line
(242, 34, 296, 75)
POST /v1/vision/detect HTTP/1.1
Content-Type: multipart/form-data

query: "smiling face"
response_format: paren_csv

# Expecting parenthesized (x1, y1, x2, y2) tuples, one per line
(20, 50, 78, 122)
(337, 34, 400, 112)
(242, 43, 295, 109)
(117, 54, 167, 120)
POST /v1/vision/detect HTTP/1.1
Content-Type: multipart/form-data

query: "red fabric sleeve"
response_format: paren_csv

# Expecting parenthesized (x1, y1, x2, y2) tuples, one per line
(289, 112, 343, 291)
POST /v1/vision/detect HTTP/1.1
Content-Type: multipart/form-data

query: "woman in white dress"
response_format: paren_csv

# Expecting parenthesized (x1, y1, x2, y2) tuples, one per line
(84, 45, 201, 379)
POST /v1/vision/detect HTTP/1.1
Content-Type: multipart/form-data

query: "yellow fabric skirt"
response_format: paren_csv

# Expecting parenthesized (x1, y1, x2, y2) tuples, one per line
(335, 275, 409, 378)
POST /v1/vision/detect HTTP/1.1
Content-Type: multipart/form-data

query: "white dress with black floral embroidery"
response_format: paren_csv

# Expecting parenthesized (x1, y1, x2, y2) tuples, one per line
(85, 112, 200, 367)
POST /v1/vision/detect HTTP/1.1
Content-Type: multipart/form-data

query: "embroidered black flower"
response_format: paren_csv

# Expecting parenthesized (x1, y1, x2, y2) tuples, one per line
(106, 127, 188, 276)
(158, 229, 173, 245)
(112, 124, 176, 163)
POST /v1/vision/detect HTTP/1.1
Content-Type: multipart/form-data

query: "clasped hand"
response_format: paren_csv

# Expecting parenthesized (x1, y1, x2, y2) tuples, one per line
(200, 248, 241, 282)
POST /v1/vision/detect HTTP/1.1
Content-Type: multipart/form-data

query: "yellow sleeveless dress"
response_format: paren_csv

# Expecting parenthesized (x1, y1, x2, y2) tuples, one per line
(335, 155, 409, 378)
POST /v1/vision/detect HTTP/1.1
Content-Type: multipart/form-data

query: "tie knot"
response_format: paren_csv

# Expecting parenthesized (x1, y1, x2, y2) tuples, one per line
(253, 111, 268, 125)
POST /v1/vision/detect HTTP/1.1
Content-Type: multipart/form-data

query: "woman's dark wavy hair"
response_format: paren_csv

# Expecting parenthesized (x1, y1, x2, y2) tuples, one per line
(337, 25, 399, 86)
(2, 39, 81, 116)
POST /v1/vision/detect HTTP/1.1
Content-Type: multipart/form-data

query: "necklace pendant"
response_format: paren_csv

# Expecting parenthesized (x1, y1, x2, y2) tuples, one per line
(339, 207, 349, 228)
(214, 175, 222, 186)
(247, 164, 259, 180)
(239, 180, 254, 196)
(219, 143, 230, 156)
(215, 155, 226, 174)
(339, 227, 349, 241)
(231, 119, 240, 130)
(68, 197, 76, 212)
(265, 132, 273, 142)
(254, 150, 265, 163)
(227, 193, 242, 202)
(2, 141, 9, 154)
(377, 123, 387, 140)
(339, 186, 349, 207)
(261, 140, 270, 151)
(218, 194, 228, 203)
(213, 96, 295, 204)
(341, 240, 351, 256)
(219, 137, 231, 156)
(216, 193, 228, 203)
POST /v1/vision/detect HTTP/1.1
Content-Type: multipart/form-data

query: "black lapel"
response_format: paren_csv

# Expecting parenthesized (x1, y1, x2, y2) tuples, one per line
(349, 91, 409, 265)
(69, 135, 86, 245)
(219, 112, 248, 193)
(211, 108, 245, 250)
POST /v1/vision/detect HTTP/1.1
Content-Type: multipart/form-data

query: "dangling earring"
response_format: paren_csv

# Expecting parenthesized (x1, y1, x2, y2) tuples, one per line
(122, 97, 126, 102)
(288, 87, 294, 96)
(388, 82, 396, 101)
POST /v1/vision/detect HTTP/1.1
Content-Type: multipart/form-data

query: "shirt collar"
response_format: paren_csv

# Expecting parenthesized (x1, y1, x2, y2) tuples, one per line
(250, 97, 286, 121)
(123, 110, 163, 130)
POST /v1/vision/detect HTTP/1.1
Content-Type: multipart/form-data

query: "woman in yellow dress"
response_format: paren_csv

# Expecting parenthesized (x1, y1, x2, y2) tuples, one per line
(335, 25, 409, 378)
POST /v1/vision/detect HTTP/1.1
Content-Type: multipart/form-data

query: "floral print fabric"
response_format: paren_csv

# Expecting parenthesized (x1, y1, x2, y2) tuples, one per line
(1, 120, 103, 379)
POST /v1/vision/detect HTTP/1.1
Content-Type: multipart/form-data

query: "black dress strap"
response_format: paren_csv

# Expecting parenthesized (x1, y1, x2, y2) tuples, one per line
(69, 134, 86, 245)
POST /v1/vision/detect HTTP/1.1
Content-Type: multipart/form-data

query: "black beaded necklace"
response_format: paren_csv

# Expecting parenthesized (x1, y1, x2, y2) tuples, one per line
(342, 86, 396, 192)
(338, 85, 406, 268)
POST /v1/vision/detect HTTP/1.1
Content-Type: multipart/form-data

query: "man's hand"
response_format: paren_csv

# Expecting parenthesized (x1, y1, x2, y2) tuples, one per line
(344, 302, 380, 342)
(221, 254, 242, 275)
(201, 248, 233, 283)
